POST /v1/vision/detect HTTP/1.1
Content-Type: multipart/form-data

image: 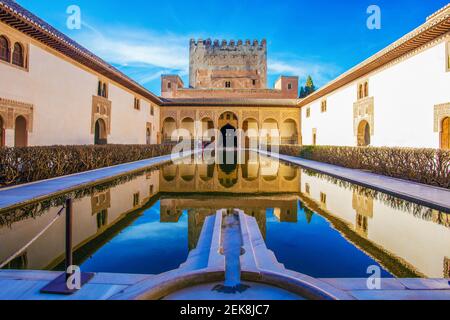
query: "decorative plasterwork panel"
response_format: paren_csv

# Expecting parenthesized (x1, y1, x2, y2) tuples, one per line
(353, 96, 374, 136)
(161, 110, 178, 123)
(0, 97, 34, 131)
(198, 110, 216, 121)
(180, 109, 196, 121)
(434, 103, 450, 132)
(91, 95, 112, 135)
(281, 109, 300, 123)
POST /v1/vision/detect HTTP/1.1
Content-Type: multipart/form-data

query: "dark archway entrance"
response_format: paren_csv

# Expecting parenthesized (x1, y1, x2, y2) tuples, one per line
(14, 116, 27, 147)
(221, 124, 237, 149)
(94, 119, 107, 145)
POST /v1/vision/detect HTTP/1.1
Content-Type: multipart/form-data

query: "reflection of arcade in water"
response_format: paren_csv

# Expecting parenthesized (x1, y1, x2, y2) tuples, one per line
(159, 153, 301, 249)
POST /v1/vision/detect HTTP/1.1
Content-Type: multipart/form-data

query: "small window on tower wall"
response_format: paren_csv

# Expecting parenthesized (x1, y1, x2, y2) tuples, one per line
(288, 83, 292, 90)
(252, 79, 256, 86)
(150, 105, 154, 116)
(225, 81, 231, 88)
(168, 82, 172, 89)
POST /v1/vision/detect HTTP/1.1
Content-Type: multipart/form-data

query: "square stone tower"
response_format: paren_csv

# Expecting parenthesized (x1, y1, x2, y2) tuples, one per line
(189, 39, 267, 89)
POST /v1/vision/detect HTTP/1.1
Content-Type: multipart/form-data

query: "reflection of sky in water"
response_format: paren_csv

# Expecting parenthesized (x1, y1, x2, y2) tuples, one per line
(265, 205, 393, 278)
(81, 201, 189, 275)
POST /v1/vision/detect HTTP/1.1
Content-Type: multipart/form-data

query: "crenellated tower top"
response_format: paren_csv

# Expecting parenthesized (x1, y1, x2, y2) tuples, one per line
(189, 38, 267, 89)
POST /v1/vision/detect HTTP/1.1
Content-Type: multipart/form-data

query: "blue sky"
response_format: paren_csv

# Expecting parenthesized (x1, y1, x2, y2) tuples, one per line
(16, 0, 449, 95)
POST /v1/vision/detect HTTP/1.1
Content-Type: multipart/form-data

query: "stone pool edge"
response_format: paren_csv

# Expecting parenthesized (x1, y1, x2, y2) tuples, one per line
(0, 151, 195, 213)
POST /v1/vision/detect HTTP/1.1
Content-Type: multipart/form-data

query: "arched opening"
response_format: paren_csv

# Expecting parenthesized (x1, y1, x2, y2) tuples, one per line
(12, 42, 24, 67)
(0, 35, 10, 62)
(218, 160, 238, 188)
(364, 82, 369, 98)
(162, 165, 177, 182)
(261, 118, 279, 145)
(146, 127, 152, 145)
(162, 117, 177, 142)
(180, 117, 195, 141)
(200, 117, 215, 144)
(242, 118, 259, 149)
(281, 119, 298, 145)
(94, 118, 107, 145)
(0, 116, 5, 147)
(357, 120, 371, 147)
(14, 116, 27, 147)
(441, 117, 450, 150)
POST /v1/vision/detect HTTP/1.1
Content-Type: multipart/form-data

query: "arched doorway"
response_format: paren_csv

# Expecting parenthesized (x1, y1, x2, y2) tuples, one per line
(441, 117, 450, 150)
(201, 117, 215, 143)
(261, 118, 279, 145)
(14, 116, 27, 147)
(162, 117, 177, 142)
(180, 117, 195, 141)
(357, 120, 371, 147)
(221, 123, 237, 149)
(94, 118, 107, 145)
(0, 116, 4, 147)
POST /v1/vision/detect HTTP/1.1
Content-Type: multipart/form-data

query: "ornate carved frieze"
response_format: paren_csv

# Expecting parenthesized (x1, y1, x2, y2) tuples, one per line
(353, 96, 374, 136)
(91, 95, 112, 134)
(0, 97, 34, 131)
(434, 103, 450, 132)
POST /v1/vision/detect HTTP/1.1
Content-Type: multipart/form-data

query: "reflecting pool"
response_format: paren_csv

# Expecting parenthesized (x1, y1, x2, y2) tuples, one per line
(1, 152, 449, 278)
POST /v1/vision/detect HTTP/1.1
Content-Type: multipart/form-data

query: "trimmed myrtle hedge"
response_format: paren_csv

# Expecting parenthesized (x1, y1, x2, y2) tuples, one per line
(0, 144, 175, 187)
(278, 145, 450, 189)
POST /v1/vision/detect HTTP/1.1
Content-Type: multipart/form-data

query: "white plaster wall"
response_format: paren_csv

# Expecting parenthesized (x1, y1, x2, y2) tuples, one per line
(0, 43, 95, 146)
(301, 40, 450, 148)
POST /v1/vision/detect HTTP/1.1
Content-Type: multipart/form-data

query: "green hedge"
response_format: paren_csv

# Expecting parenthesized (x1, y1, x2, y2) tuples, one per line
(0, 144, 174, 187)
(278, 145, 450, 189)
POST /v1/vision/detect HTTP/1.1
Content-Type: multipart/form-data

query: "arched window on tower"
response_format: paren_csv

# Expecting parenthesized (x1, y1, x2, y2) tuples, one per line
(0, 35, 10, 62)
(12, 42, 24, 67)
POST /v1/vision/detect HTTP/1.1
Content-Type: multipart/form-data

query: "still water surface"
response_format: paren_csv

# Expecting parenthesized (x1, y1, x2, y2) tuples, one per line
(1, 152, 449, 278)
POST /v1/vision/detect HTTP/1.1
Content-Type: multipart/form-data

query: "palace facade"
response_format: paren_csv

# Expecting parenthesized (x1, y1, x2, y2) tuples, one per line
(0, 0, 449, 149)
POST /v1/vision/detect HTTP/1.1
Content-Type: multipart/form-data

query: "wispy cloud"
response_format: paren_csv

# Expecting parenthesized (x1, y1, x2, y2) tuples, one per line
(74, 25, 191, 84)
(73, 24, 340, 90)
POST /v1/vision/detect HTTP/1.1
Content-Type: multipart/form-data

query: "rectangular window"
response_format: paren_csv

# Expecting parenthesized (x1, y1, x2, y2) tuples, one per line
(321, 100, 327, 113)
(288, 83, 292, 90)
(98, 81, 108, 98)
(168, 82, 172, 89)
(225, 81, 231, 88)
(252, 79, 256, 86)
(149, 185, 154, 195)
(306, 108, 311, 118)
(305, 183, 310, 195)
(134, 98, 141, 110)
(320, 192, 327, 206)
(150, 105, 154, 116)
